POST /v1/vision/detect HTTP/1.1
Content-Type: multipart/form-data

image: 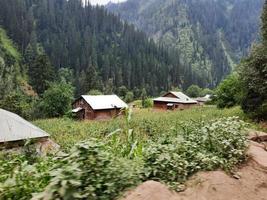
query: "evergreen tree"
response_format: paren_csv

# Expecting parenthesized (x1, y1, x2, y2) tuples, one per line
(262, 1, 267, 45)
(29, 54, 55, 94)
(238, 0, 267, 120)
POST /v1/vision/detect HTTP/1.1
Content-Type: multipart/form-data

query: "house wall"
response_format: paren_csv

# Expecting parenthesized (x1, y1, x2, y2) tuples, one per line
(153, 101, 197, 111)
(72, 98, 95, 120)
(94, 109, 121, 120)
(73, 98, 123, 120)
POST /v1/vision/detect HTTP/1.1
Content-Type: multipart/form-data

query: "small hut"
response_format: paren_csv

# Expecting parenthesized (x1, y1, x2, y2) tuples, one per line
(153, 91, 198, 110)
(0, 109, 50, 149)
(72, 95, 128, 120)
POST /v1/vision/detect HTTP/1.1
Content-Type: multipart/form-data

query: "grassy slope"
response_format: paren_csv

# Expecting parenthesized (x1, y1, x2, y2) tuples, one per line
(34, 106, 245, 151)
(0, 28, 20, 61)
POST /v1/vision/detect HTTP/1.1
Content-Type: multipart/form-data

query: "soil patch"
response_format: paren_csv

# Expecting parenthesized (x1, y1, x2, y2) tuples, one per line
(121, 132, 267, 200)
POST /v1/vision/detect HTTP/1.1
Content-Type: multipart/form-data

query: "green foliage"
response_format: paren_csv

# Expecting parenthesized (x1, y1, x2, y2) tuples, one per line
(32, 140, 141, 200)
(142, 99, 153, 108)
(215, 73, 243, 109)
(143, 117, 248, 187)
(0, 90, 35, 119)
(0, 153, 54, 200)
(87, 89, 103, 96)
(262, 1, 267, 45)
(124, 91, 134, 103)
(108, 0, 263, 88)
(38, 81, 74, 118)
(0, 108, 249, 199)
(237, 2, 267, 120)
(201, 88, 214, 97)
(239, 45, 267, 120)
(29, 54, 55, 95)
(0, 28, 24, 100)
(0, 0, 188, 96)
(186, 85, 202, 98)
(58, 68, 74, 85)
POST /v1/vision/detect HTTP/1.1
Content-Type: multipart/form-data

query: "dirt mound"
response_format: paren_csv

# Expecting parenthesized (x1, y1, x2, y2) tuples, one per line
(121, 181, 176, 200)
(121, 132, 267, 200)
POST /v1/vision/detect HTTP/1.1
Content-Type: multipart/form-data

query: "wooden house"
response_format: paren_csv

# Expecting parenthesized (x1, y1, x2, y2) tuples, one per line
(0, 109, 50, 149)
(72, 95, 128, 120)
(153, 91, 198, 110)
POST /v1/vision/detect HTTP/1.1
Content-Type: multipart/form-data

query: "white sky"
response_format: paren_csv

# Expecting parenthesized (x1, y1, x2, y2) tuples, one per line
(89, 0, 127, 5)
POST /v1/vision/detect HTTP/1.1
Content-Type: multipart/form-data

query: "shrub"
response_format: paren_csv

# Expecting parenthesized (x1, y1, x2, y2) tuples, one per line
(186, 85, 202, 98)
(0, 153, 54, 200)
(38, 81, 74, 118)
(142, 117, 248, 188)
(33, 140, 141, 200)
(215, 73, 243, 108)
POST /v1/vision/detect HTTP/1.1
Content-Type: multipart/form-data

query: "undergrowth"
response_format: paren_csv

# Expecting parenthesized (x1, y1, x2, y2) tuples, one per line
(0, 107, 249, 199)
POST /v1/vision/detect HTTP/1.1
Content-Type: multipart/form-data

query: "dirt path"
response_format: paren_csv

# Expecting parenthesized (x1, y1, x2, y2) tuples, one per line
(121, 131, 267, 200)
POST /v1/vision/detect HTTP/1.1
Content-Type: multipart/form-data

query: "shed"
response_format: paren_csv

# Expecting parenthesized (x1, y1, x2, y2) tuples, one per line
(153, 91, 198, 110)
(0, 109, 49, 148)
(72, 95, 128, 120)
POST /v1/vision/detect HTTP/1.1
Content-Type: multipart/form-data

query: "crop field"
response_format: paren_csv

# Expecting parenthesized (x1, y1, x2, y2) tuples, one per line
(34, 106, 245, 151)
(0, 106, 253, 200)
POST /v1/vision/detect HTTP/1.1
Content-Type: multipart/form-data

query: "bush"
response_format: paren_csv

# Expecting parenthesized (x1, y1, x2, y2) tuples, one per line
(186, 85, 202, 98)
(0, 153, 54, 200)
(142, 117, 248, 187)
(125, 91, 134, 103)
(38, 81, 74, 118)
(33, 140, 141, 200)
(0, 90, 35, 119)
(215, 73, 243, 108)
(87, 89, 103, 95)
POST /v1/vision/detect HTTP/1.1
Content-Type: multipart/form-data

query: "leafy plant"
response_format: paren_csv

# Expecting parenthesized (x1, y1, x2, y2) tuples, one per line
(32, 140, 141, 200)
(142, 117, 248, 188)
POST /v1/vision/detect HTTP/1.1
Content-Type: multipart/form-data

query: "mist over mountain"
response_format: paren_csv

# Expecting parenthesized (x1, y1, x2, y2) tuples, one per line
(108, 0, 264, 87)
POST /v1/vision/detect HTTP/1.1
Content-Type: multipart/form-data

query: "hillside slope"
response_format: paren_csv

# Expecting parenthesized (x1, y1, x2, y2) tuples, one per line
(0, 0, 187, 96)
(108, 0, 264, 87)
(0, 28, 25, 99)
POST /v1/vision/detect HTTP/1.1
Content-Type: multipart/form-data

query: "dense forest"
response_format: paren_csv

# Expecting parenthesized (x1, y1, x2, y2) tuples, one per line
(0, 0, 188, 99)
(108, 0, 264, 87)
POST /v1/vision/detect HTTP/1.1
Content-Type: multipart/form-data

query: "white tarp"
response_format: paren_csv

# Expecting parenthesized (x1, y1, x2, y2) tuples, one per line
(0, 109, 49, 143)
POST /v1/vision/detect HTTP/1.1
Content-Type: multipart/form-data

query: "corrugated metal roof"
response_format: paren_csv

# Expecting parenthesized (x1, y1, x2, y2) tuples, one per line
(153, 97, 197, 104)
(193, 97, 210, 102)
(169, 91, 195, 101)
(81, 95, 128, 110)
(0, 109, 49, 143)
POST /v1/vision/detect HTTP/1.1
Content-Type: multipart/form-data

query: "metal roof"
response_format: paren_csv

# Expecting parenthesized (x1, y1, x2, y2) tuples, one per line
(81, 95, 128, 110)
(0, 109, 49, 143)
(168, 91, 195, 101)
(155, 91, 197, 104)
(193, 97, 210, 102)
(153, 97, 197, 104)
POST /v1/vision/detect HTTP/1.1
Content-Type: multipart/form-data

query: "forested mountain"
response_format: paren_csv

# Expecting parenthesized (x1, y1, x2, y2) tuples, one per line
(0, 0, 187, 98)
(108, 0, 264, 87)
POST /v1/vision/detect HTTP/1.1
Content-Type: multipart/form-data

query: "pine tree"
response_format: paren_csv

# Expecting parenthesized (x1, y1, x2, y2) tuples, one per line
(262, 0, 267, 45)
(29, 54, 55, 94)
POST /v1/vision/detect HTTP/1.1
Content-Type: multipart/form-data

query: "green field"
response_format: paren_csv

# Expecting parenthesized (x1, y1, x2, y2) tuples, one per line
(34, 106, 245, 151)
(1, 106, 253, 200)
